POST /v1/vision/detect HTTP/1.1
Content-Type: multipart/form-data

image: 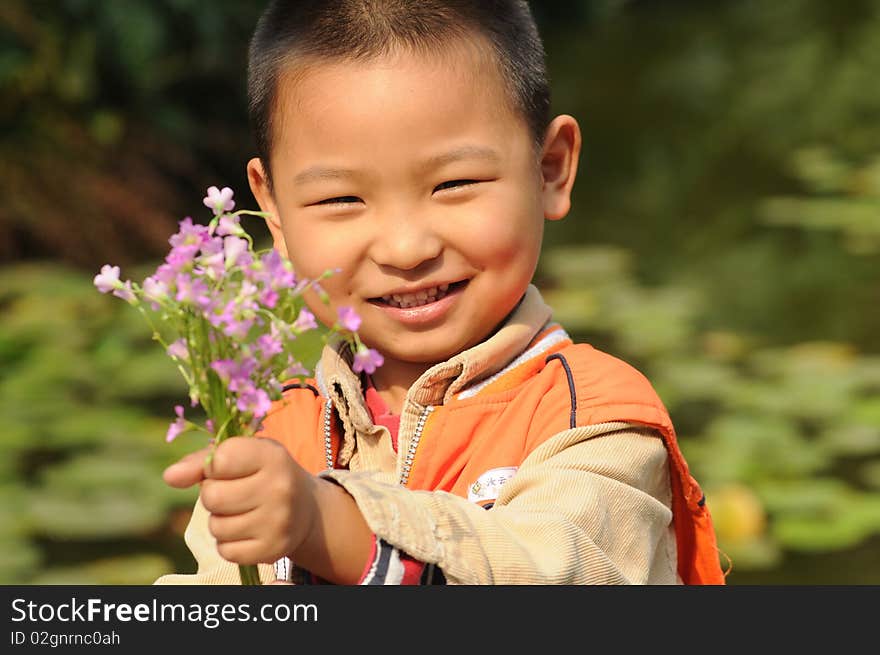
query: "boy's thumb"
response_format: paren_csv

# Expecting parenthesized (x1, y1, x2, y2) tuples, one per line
(162, 448, 212, 488)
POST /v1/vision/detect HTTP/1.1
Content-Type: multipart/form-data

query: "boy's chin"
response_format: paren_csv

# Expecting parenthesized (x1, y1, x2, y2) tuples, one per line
(377, 331, 492, 367)
(371, 339, 462, 367)
(387, 346, 459, 366)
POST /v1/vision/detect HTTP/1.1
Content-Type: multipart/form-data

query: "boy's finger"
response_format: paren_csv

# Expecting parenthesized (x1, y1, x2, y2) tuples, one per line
(200, 476, 260, 516)
(163, 448, 212, 488)
(207, 436, 283, 480)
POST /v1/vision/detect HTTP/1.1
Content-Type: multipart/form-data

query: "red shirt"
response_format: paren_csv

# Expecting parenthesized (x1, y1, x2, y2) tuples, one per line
(360, 377, 430, 584)
(364, 379, 401, 451)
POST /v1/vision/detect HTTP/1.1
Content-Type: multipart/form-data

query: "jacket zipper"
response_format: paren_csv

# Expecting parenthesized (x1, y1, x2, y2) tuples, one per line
(307, 401, 433, 585)
(322, 398, 334, 470)
(321, 399, 434, 486)
(399, 405, 434, 486)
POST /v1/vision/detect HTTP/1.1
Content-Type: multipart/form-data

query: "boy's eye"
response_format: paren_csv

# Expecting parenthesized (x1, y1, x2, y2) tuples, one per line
(433, 179, 479, 193)
(314, 195, 362, 205)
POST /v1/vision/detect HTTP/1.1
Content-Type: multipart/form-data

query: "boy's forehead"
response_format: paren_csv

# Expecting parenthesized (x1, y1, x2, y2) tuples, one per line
(273, 37, 516, 130)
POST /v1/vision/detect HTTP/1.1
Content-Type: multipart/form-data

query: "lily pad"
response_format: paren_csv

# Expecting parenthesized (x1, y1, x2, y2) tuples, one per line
(27, 453, 196, 539)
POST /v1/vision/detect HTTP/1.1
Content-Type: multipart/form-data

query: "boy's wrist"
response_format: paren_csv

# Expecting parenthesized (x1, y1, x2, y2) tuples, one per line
(290, 475, 373, 584)
(287, 471, 321, 561)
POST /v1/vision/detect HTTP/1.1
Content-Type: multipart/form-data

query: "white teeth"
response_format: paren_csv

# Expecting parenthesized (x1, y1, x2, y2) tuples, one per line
(381, 284, 451, 309)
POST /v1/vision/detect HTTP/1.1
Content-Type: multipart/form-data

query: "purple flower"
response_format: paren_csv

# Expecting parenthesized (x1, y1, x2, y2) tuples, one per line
(112, 280, 137, 305)
(165, 245, 199, 273)
(211, 357, 257, 392)
(256, 333, 284, 358)
(94, 265, 121, 293)
(203, 299, 232, 328)
(166, 338, 189, 361)
(169, 217, 210, 250)
(238, 280, 260, 304)
(284, 359, 309, 379)
(224, 236, 251, 270)
(259, 288, 279, 309)
(166, 405, 187, 443)
(258, 249, 296, 289)
(175, 274, 211, 308)
(96, 186, 377, 454)
(337, 306, 361, 332)
(203, 186, 235, 216)
(236, 387, 272, 418)
(293, 308, 318, 331)
(222, 317, 255, 340)
(352, 346, 384, 375)
(216, 214, 244, 237)
(267, 322, 293, 347)
(152, 263, 177, 285)
(195, 237, 226, 279)
(143, 276, 168, 302)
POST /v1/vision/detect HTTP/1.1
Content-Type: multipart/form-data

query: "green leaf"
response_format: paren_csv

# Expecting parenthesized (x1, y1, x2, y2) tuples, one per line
(818, 420, 880, 457)
(859, 460, 880, 490)
(27, 453, 196, 539)
(31, 554, 174, 585)
(0, 486, 41, 583)
(684, 414, 826, 483)
(757, 479, 880, 551)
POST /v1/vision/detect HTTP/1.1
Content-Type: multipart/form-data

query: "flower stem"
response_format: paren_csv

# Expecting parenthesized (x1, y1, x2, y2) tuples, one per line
(239, 563, 262, 586)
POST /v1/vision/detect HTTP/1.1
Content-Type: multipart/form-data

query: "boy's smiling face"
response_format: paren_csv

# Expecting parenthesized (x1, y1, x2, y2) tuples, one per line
(249, 40, 579, 386)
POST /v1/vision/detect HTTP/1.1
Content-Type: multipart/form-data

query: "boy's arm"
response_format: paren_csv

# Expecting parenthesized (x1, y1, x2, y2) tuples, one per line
(155, 423, 675, 585)
(153, 495, 431, 586)
(322, 423, 679, 585)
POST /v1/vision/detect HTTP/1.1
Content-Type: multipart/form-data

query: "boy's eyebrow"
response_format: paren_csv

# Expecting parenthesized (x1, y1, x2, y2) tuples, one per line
(420, 145, 501, 170)
(292, 166, 360, 186)
(291, 145, 501, 186)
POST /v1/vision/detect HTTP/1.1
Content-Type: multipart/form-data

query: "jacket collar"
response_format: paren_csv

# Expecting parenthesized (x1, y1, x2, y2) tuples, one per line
(314, 284, 553, 453)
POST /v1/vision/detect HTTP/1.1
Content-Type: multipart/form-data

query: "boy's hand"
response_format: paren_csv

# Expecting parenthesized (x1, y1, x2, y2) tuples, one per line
(163, 437, 317, 566)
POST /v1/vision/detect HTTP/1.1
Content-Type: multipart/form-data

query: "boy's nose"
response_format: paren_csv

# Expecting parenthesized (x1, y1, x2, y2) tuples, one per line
(368, 215, 443, 271)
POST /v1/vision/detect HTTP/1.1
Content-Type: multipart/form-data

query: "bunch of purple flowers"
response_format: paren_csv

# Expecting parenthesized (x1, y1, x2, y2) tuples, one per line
(94, 186, 382, 584)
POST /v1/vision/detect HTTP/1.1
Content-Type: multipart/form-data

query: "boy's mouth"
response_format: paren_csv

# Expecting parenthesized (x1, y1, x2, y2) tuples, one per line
(370, 280, 468, 309)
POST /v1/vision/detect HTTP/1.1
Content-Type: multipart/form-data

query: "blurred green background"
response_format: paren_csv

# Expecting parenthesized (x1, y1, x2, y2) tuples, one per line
(1, 0, 879, 584)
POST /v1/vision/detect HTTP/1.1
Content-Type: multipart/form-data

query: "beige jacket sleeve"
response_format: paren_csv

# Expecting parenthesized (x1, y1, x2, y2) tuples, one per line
(328, 422, 679, 585)
(153, 496, 276, 585)
(155, 423, 678, 585)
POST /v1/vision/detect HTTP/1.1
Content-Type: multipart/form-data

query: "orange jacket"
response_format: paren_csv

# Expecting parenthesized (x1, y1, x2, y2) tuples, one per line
(262, 326, 725, 585)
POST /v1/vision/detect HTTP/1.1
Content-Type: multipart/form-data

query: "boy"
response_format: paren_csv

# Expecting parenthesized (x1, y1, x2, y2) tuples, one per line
(157, 0, 724, 585)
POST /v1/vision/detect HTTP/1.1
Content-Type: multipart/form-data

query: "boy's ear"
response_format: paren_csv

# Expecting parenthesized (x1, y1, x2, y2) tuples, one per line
(246, 157, 287, 252)
(539, 115, 582, 221)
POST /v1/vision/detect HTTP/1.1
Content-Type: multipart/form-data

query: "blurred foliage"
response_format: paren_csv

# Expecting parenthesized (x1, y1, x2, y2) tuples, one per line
(0, 262, 324, 583)
(0, 0, 265, 267)
(539, 241, 880, 575)
(1, 0, 879, 583)
(761, 148, 880, 255)
(543, 0, 880, 353)
(0, 264, 196, 582)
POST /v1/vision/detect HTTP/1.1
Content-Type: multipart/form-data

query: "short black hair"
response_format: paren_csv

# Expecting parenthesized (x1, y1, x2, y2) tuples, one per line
(247, 0, 551, 185)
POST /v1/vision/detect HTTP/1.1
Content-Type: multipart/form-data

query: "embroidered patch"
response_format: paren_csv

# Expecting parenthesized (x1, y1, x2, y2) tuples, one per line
(467, 466, 518, 506)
